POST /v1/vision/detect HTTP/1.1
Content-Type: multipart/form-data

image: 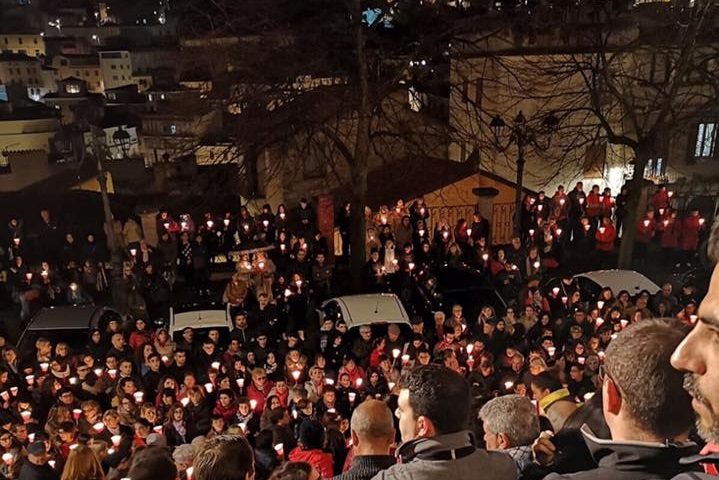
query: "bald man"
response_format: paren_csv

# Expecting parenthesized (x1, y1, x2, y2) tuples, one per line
(332, 399, 396, 480)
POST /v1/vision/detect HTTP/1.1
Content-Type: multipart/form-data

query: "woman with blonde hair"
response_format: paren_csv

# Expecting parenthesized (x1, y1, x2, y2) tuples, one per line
(60, 444, 105, 480)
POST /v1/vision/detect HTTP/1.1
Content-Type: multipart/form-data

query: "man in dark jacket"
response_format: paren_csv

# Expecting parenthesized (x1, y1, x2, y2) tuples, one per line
(18, 441, 59, 480)
(671, 225, 719, 480)
(540, 319, 697, 480)
(372, 365, 516, 480)
(333, 399, 395, 480)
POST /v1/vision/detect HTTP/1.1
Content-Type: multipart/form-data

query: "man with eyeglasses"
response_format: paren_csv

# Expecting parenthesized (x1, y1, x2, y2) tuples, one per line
(671, 219, 719, 479)
(540, 319, 696, 480)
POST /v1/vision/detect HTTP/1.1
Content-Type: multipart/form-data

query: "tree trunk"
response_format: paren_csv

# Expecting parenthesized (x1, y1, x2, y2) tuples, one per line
(349, 0, 371, 292)
(617, 141, 652, 269)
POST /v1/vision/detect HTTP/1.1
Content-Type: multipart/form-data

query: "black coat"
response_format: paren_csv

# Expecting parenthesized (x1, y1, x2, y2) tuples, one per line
(545, 426, 700, 480)
(18, 461, 60, 480)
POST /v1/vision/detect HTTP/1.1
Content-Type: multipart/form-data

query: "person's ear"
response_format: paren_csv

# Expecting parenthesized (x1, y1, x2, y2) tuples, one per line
(497, 433, 511, 450)
(416, 416, 436, 438)
(605, 377, 622, 415)
(351, 429, 360, 449)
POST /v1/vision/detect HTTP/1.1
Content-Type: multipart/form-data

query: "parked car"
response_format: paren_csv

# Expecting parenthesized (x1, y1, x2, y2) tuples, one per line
(414, 262, 507, 321)
(543, 269, 661, 302)
(17, 305, 122, 360)
(168, 302, 232, 343)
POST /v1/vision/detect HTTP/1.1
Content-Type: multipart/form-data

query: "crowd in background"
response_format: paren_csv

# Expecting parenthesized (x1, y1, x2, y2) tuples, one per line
(0, 183, 713, 480)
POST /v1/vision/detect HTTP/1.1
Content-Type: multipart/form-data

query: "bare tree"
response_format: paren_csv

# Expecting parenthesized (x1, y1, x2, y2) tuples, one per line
(173, 0, 472, 288)
(452, 1, 719, 266)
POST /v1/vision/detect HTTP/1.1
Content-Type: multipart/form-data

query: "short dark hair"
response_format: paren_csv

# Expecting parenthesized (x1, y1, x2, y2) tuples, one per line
(400, 365, 470, 435)
(298, 419, 324, 450)
(192, 435, 254, 480)
(709, 216, 719, 263)
(269, 461, 313, 480)
(605, 318, 693, 438)
(530, 372, 562, 393)
(128, 446, 177, 480)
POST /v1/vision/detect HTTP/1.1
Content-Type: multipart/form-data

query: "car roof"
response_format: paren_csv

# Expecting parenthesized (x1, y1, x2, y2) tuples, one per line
(26, 306, 100, 330)
(326, 294, 410, 329)
(575, 269, 661, 295)
(170, 308, 231, 333)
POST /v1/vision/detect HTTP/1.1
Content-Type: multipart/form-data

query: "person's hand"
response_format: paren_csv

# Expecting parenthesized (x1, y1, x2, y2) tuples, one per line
(532, 431, 556, 466)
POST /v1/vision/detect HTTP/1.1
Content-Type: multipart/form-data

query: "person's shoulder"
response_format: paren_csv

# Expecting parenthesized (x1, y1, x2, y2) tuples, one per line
(671, 473, 715, 480)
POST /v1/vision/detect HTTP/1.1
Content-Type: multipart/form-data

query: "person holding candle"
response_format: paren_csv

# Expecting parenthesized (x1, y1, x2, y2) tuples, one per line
(288, 419, 334, 478)
(680, 208, 706, 267)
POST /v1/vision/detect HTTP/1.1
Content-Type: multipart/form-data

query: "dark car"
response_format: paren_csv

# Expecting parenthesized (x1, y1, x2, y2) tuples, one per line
(414, 262, 507, 322)
(17, 305, 122, 360)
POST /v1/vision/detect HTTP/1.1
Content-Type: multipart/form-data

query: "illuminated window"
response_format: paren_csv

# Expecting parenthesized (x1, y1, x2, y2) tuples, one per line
(694, 123, 717, 161)
(65, 83, 80, 94)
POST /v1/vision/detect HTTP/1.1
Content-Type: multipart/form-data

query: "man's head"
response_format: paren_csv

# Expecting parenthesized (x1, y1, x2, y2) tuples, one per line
(673, 223, 719, 443)
(350, 399, 395, 456)
(192, 435, 254, 480)
(129, 446, 178, 480)
(479, 395, 540, 450)
(605, 319, 692, 441)
(396, 365, 470, 442)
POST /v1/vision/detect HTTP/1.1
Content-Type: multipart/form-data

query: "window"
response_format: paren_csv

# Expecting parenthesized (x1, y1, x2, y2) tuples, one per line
(644, 158, 665, 178)
(112, 75, 118, 80)
(693, 122, 717, 161)
(60, 59, 67, 66)
(65, 84, 80, 94)
(169, 124, 177, 134)
(111, 65, 116, 70)
(17, 38, 22, 44)
(33, 38, 37, 44)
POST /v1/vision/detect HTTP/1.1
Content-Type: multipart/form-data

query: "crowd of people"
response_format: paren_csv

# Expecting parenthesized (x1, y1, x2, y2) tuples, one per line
(0, 184, 714, 480)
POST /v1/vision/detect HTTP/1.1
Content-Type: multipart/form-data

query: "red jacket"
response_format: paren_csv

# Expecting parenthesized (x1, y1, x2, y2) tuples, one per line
(636, 218, 656, 244)
(681, 215, 704, 251)
(660, 218, 681, 249)
(600, 196, 614, 217)
(213, 401, 238, 424)
(595, 224, 617, 251)
(586, 193, 602, 218)
(288, 448, 334, 478)
(247, 381, 274, 413)
(651, 190, 670, 210)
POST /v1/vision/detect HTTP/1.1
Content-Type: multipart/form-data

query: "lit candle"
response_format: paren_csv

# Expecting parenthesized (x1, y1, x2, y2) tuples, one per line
(401, 354, 410, 364)
(466, 228, 472, 236)
(597, 300, 604, 309)
(0, 392, 8, 402)
(388, 382, 396, 391)
(25, 374, 34, 386)
(249, 399, 258, 410)
(236, 378, 245, 389)
(583, 392, 594, 401)
(40, 362, 49, 373)
(325, 378, 334, 386)
(408, 262, 415, 271)
(223, 218, 230, 227)
(111, 435, 122, 447)
(559, 198, 565, 206)
(529, 229, 535, 236)
(578, 356, 586, 365)
(599, 227, 605, 234)
(273, 444, 284, 457)
(25, 272, 32, 281)
(533, 261, 540, 269)
(92, 422, 105, 433)
(555, 228, 562, 236)
(207, 220, 214, 229)
(547, 346, 556, 356)
(153, 425, 163, 434)
(552, 287, 560, 295)
(2, 453, 13, 465)
(643, 220, 650, 227)
(466, 344, 474, 355)
(504, 381, 514, 390)
(392, 348, 401, 359)
(211, 361, 220, 370)
(180, 397, 190, 407)
(291, 370, 301, 381)
(355, 378, 363, 388)
(108, 369, 117, 379)
(620, 319, 629, 328)
(482, 253, 489, 262)
(186, 466, 194, 480)
(595, 317, 604, 327)
(73, 408, 81, 420)
(129, 248, 137, 257)
(348, 392, 356, 403)
(20, 411, 31, 423)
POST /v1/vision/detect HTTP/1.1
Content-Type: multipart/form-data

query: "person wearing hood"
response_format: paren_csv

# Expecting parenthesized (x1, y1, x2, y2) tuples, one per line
(539, 318, 697, 480)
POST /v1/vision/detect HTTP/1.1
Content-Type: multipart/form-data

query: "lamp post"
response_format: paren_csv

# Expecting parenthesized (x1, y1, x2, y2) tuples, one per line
(91, 128, 125, 311)
(490, 110, 558, 235)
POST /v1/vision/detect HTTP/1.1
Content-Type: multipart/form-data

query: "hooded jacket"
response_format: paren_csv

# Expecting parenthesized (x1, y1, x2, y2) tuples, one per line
(545, 425, 700, 480)
(370, 430, 516, 480)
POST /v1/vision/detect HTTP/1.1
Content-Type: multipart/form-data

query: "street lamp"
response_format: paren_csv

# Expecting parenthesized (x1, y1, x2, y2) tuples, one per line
(490, 110, 559, 235)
